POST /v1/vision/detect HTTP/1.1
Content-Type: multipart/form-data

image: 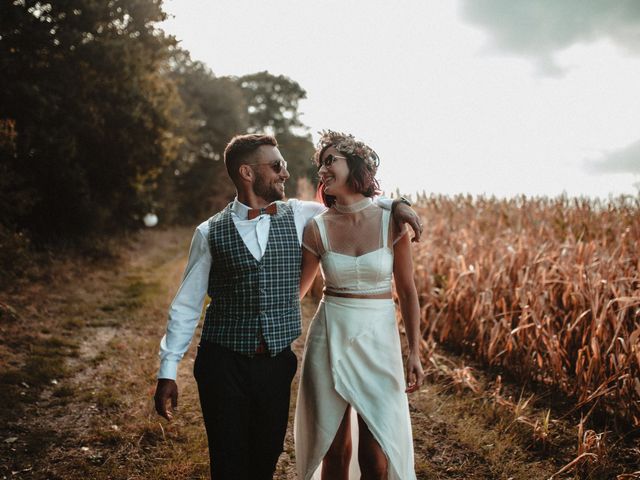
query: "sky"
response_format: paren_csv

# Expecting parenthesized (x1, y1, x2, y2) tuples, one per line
(160, 0, 640, 199)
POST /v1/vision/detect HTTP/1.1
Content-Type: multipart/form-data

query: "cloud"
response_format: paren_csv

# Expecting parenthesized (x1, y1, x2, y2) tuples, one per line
(585, 138, 640, 174)
(459, 0, 640, 76)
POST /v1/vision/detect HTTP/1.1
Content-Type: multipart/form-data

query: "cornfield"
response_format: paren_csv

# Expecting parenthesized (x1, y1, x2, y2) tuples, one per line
(411, 194, 640, 426)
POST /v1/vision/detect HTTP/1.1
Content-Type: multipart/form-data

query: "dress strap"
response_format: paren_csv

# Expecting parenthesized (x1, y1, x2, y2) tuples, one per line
(382, 208, 391, 249)
(314, 216, 331, 252)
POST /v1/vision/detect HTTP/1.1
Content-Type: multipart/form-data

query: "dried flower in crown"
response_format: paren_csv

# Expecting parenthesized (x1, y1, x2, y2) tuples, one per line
(316, 130, 380, 170)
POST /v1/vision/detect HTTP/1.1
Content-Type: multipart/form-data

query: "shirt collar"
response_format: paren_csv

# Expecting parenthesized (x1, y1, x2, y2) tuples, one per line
(231, 198, 252, 220)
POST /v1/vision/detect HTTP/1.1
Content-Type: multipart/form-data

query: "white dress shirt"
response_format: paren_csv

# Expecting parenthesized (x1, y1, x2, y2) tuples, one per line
(158, 197, 393, 380)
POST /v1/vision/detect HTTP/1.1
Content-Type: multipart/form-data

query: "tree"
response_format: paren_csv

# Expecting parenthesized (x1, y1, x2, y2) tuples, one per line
(236, 71, 307, 136)
(234, 71, 316, 197)
(276, 131, 319, 199)
(0, 2, 319, 245)
(154, 53, 249, 223)
(0, 0, 181, 241)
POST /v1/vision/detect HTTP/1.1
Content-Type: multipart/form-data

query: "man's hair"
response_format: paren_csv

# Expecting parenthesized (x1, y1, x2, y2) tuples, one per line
(224, 134, 278, 182)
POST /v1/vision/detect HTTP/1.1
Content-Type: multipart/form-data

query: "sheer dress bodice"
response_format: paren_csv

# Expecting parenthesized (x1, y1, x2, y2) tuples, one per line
(302, 199, 405, 295)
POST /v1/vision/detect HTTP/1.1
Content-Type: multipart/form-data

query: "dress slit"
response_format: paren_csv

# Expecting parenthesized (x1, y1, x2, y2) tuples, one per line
(295, 297, 416, 480)
(310, 404, 394, 479)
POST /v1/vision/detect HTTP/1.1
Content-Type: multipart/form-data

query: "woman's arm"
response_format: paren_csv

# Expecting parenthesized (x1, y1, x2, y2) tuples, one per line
(300, 247, 321, 299)
(393, 231, 425, 393)
(300, 221, 321, 299)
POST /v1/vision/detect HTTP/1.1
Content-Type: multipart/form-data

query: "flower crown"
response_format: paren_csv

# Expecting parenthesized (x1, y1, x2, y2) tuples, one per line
(316, 130, 380, 170)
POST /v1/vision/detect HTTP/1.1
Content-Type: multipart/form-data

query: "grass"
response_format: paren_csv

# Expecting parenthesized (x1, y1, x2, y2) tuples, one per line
(409, 369, 563, 479)
(0, 227, 204, 479)
(0, 333, 78, 422)
(414, 348, 640, 479)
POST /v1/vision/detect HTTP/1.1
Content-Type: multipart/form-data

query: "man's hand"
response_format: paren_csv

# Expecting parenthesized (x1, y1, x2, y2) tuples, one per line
(154, 378, 178, 421)
(391, 201, 423, 242)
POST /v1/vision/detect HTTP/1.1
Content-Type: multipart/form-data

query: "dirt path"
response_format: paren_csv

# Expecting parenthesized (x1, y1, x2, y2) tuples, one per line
(0, 228, 634, 479)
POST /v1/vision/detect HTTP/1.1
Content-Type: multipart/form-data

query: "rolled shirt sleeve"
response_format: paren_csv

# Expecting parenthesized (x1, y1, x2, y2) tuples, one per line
(288, 198, 327, 243)
(158, 223, 211, 380)
(376, 197, 393, 210)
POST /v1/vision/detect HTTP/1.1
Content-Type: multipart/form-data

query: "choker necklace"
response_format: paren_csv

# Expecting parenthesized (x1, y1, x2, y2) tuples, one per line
(333, 197, 373, 213)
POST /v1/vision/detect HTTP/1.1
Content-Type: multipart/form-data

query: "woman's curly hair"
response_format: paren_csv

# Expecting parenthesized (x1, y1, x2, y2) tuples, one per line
(313, 130, 381, 207)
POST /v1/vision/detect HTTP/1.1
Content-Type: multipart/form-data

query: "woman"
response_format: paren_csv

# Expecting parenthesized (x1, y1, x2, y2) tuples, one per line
(294, 130, 425, 480)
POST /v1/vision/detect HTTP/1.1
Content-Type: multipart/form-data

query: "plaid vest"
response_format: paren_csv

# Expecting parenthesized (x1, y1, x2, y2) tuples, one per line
(201, 202, 302, 355)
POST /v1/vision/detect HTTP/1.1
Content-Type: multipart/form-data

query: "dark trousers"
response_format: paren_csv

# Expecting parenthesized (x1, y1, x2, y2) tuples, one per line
(194, 341, 297, 480)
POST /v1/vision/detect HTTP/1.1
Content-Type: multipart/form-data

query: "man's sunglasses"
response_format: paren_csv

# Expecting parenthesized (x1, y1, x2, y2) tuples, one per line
(317, 154, 347, 170)
(246, 159, 288, 174)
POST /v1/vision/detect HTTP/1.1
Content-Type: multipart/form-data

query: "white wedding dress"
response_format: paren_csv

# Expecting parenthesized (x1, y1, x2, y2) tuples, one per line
(294, 199, 417, 480)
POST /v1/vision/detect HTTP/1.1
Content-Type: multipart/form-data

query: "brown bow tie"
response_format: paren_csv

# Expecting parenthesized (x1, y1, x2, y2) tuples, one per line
(247, 203, 278, 220)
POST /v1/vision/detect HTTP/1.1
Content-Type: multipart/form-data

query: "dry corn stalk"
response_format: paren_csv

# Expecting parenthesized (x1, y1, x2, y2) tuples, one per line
(410, 194, 640, 425)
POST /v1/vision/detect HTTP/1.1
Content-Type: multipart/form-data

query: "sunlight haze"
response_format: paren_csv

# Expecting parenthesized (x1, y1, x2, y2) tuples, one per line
(161, 0, 640, 198)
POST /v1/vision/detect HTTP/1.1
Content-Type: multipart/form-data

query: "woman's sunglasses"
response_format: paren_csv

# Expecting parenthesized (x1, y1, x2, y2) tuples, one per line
(317, 154, 347, 170)
(246, 159, 288, 174)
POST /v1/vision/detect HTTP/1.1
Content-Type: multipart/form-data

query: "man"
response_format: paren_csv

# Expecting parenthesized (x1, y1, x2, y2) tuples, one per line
(154, 133, 421, 479)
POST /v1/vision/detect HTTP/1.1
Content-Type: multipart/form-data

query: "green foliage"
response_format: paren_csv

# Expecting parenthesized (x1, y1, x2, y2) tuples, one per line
(154, 53, 249, 223)
(236, 71, 307, 136)
(276, 130, 319, 198)
(234, 71, 317, 198)
(0, 0, 181, 241)
(0, 1, 318, 279)
(154, 67, 318, 222)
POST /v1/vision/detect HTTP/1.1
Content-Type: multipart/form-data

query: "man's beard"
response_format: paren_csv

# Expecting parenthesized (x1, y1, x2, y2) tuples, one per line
(253, 176, 285, 202)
